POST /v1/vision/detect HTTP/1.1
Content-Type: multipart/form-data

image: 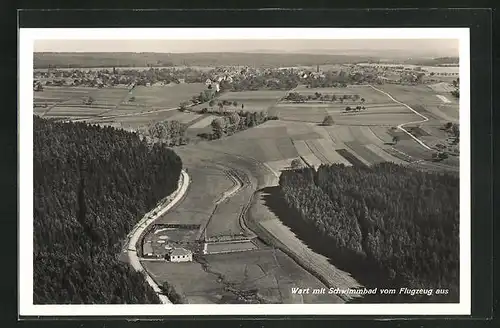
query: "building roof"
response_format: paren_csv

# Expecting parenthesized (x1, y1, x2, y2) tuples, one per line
(169, 247, 192, 257)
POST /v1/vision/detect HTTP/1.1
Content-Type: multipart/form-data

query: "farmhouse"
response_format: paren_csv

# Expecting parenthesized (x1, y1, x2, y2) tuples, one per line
(167, 247, 193, 262)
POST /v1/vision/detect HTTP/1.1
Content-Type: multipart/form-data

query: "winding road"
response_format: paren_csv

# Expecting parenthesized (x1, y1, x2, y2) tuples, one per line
(124, 169, 190, 304)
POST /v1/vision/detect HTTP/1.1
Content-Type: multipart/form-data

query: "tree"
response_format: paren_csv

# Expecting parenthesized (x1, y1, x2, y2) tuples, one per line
(392, 136, 400, 145)
(322, 115, 334, 126)
(83, 96, 95, 106)
(290, 158, 303, 169)
(228, 113, 241, 126)
(233, 101, 238, 107)
(209, 100, 215, 107)
(360, 98, 365, 104)
(241, 103, 245, 109)
(179, 101, 189, 111)
(438, 152, 449, 160)
(451, 124, 459, 142)
(211, 118, 225, 139)
(34, 83, 43, 92)
(345, 106, 352, 112)
(444, 122, 453, 130)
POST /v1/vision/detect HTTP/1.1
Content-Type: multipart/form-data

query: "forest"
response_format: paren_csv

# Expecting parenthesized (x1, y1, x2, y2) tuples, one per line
(278, 163, 459, 302)
(33, 116, 182, 303)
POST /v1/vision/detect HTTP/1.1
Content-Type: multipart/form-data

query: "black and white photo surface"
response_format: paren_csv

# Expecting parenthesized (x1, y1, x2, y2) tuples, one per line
(19, 28, 470, 316)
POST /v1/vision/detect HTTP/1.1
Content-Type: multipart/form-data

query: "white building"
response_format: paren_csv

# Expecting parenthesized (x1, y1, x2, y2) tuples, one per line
(167, 248, 193, 262)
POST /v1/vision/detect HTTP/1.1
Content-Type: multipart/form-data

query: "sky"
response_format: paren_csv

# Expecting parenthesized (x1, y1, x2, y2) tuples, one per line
(34, 39, 459, 57)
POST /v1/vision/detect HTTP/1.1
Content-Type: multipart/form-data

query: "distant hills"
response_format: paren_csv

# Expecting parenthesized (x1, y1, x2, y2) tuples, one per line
(33, 52, 459, 69)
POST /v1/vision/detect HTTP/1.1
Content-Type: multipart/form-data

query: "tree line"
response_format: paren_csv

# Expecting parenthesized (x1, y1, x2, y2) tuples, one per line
(282, 91, 365, 104)
(143, 120, 189, 146)
(34, 116, 182, 303)
(278, 163, 459, 302)
(451, 78, 460, 99)
(198, 111, 277, 140)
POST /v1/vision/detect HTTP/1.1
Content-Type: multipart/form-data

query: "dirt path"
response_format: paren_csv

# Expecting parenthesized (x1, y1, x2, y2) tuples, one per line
(215, 169, 244, 205)
(124, 169, 190, 304)
(368, 85, 432, 151)
(366, 86, 461, 172)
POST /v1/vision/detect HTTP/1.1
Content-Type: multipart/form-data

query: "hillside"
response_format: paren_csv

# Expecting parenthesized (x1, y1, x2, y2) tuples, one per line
(33, 116, 182, 303)
(278, 163, 459, 302)
(33, 52, 378, 68)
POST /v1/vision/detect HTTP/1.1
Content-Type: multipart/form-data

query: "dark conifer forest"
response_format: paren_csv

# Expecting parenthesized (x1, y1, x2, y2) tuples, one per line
(33, 116, 182, 303)
(279, 163, 459, 302)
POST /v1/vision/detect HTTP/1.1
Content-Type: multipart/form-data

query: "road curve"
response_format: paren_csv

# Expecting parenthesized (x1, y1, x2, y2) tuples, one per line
(124, 169, 190, 304)
(215, 170, 244, 205)
(368, 85, 432, 150)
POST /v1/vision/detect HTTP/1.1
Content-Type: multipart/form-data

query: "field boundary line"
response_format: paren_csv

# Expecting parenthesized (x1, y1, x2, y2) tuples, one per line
(40, 91, 92, 117)
(94, 88, 135, 117)
(367, 85, 432, 151)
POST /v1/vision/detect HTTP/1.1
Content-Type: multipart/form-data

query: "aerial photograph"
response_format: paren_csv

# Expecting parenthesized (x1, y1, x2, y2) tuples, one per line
(32, 37, 460, 305)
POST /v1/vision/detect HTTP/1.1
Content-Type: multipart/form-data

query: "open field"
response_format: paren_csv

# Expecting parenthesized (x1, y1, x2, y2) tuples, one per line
(35, 85, 209, 126)
(205, 186, 252, 238)
(203, 249, 343, 304)
(293, 85, 399, 104)
(247, 189, 362, 302)
(142, 260, 222, 304)
(154, 165, 234, 229)
(131, 84, 206, 107)
(217, 90, 288, 112)
(188, 115, 218, 129)
(364, 144, 406, 165)
(274, 85, 424, 125)
(99, 110, 185, 128)
(428, 82, 457, 93)
(292, 140, 323, 168)
(376, 84, 459, 123)
(344, 141, 384, 165)
(42, 106, 106, 117)
(143, 248, 342, 304)
(205, 240, 257, 254)
(272, 104, 328, 123)
(357, 63, 459, 74)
